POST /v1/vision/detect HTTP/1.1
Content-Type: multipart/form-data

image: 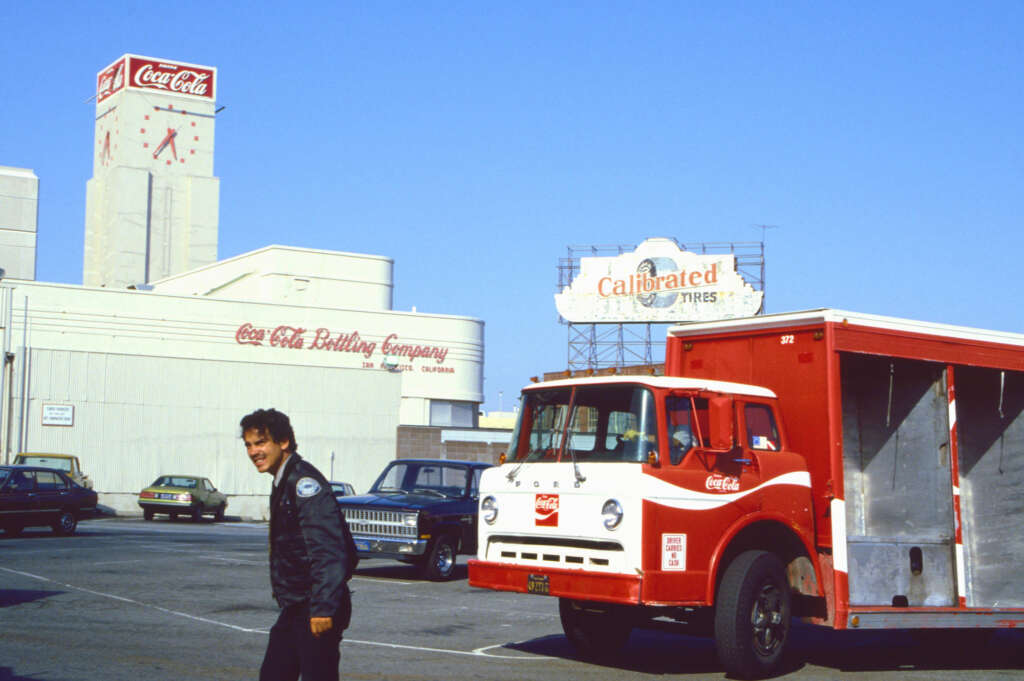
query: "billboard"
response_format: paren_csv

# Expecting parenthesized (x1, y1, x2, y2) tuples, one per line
(96, 54, 216, 104)
(554, 238, 763, 323)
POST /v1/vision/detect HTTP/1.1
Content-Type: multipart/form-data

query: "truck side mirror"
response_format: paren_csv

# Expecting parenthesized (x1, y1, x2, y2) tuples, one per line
(708, 396, 735, 451)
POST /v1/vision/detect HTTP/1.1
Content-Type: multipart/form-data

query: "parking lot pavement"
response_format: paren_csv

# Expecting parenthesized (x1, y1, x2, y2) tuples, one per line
(2, 517, 1023, 681)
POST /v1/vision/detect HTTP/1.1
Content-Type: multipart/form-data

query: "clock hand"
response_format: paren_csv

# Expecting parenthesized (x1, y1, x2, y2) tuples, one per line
(153, 128, 178, 159)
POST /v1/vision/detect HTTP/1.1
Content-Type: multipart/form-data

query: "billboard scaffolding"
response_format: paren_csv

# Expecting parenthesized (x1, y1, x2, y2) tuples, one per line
(557, 240, 765, 372)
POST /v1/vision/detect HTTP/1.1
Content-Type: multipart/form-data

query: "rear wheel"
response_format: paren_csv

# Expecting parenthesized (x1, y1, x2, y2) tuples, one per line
(52, 509, 78, 536)
(191, 505, 203, 523)
(714, 550, 792, 679)
(420, 535, 457, 581)
(143, 508, 154, 521)
(559, 598, 633, 660)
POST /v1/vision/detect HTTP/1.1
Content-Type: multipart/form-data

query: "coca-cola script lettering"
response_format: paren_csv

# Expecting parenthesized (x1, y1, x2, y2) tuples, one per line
(235, 323, 265, 346)
(233, 323, 453, 368)
(535, 494, 559, 527)
(705, 474, 741, 492)
(124, 56, 216, 100)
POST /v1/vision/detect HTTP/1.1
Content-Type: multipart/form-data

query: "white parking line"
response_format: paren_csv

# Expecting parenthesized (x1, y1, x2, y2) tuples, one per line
(0, 565, 553, 661)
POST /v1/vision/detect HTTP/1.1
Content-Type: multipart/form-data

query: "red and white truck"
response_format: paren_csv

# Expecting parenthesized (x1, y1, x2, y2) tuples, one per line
(468, 309, 1024, 678)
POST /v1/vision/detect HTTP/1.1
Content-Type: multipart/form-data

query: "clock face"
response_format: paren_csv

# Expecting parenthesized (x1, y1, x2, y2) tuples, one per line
(139, 104, 206, 167)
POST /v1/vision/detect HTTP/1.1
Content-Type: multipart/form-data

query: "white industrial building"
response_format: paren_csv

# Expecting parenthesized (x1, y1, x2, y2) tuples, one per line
(0, 55, 484, 519)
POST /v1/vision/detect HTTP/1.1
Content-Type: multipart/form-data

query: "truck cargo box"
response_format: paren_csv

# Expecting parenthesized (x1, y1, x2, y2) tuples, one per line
(666, 309, 1024, 627)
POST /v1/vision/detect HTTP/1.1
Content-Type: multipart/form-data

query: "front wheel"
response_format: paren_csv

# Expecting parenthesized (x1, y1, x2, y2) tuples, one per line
(420, 535, 457, 581)
(214, 504, 225, 522)
(714, 550, 792, 679)
(52, 509, 78, 536)
(559, 598, 633, 660)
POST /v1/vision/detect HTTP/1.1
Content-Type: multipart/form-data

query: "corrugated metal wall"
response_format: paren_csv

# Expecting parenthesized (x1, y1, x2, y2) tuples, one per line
(15, 348, 400, 516)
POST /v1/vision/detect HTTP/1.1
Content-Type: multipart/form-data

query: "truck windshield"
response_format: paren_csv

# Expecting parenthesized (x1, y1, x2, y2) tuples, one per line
(371, 462, 469, 498)
(509, 385, 657, 463)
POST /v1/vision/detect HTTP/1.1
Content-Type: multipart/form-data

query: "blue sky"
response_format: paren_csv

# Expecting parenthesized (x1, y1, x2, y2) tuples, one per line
(2, 2, 1022, 412)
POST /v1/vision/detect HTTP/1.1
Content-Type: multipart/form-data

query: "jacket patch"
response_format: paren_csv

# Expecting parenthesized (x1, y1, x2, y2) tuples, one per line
(296, 477, 322, 498)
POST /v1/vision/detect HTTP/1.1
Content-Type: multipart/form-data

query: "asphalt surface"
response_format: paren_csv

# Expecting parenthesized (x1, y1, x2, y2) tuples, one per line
(2, 517, 1023, 681)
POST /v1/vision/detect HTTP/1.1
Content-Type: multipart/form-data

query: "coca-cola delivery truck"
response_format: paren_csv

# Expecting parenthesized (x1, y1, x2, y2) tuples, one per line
(468, 309, 1024, 678)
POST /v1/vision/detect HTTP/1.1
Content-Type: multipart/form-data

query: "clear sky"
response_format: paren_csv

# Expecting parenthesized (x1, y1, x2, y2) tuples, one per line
(2, 2, 1022, 412)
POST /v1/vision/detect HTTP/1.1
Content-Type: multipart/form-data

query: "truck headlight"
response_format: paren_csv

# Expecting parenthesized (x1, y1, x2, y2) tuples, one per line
(481, 495, 498, 524)
(402, 512, 418, 528)
(602, 499, 623, 530)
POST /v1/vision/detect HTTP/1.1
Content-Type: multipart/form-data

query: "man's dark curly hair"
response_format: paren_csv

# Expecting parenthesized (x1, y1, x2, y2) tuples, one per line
(240, 408, 298, 453)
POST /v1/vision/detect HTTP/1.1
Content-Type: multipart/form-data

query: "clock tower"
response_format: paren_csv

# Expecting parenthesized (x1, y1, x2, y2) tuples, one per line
(84, 55, 219, 288)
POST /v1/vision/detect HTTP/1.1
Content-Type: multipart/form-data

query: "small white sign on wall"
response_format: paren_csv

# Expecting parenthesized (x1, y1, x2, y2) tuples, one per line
(42, 404, 74, 427)
(662, 533, 687, 571)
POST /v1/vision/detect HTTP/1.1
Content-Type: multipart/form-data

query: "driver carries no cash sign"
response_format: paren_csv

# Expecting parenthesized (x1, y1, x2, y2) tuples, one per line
(241, 408, 358, 681)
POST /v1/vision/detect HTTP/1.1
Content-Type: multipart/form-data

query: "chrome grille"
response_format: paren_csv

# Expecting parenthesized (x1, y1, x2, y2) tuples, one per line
(339, 507, 418, 538)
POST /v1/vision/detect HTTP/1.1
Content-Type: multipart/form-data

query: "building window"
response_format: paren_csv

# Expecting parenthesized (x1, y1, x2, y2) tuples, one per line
(430, 400, 477, 427)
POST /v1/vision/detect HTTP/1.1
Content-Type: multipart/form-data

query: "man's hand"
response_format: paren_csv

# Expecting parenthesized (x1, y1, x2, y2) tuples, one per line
(310, 616, 333, 637)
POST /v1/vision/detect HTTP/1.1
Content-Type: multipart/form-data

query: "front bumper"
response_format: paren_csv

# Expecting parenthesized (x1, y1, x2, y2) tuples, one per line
(468, 559, 642, 605)
(352, 534, 428, 560)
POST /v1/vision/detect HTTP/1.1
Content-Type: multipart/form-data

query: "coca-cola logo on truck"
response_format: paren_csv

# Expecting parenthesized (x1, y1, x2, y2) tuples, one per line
(96, 55, 216, 103)
(705, 474, 741, 492)
(535, 494, 559, 527)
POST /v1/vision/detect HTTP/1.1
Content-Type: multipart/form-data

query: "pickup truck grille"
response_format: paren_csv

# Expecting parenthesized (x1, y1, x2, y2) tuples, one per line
(339, 507, 418, 538)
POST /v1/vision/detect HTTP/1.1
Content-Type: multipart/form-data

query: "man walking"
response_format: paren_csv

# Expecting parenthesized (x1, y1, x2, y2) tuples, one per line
(241, 408, 354, 681)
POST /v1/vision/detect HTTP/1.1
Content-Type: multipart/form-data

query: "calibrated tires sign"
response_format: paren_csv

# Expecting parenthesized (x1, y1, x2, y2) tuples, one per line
(554, 237, 763, 323)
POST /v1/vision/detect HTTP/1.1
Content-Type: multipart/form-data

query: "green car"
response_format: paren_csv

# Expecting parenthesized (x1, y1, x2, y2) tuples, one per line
(138, 475, 228, 522)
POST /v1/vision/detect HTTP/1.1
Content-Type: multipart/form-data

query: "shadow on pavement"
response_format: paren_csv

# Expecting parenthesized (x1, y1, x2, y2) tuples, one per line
(0, 589, 65, 608)
(0, 668, 47, 681)
(504, 622, 1024, 677)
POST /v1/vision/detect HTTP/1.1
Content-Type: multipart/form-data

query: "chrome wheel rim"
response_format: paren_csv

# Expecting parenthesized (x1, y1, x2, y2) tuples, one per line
(750, 582, 785, 656)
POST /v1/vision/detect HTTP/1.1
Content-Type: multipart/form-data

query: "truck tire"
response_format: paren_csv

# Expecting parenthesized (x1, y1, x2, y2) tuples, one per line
(714, 550, 791, 679)
(559, 598, 632, 660)
(421, 535, 457, 581)
(52, 509, 78, 536)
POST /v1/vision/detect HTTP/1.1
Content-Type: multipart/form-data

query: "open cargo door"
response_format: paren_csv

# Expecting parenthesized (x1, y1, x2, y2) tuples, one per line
(840, 354, 957, 607)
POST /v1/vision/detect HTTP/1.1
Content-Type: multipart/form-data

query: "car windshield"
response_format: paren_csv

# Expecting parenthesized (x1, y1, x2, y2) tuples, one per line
(17, 455, 72, 471)
(153, 476, 197, 488)
(509, 384, 658, 463)
(370, 463, 469, 498)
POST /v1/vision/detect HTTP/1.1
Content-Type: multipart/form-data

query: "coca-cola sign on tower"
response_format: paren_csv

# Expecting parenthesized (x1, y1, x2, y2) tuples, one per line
(96, 55, 216, 103)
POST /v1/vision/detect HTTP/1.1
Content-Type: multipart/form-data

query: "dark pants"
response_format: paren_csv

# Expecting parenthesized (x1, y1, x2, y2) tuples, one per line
(260, 603, 344, 681)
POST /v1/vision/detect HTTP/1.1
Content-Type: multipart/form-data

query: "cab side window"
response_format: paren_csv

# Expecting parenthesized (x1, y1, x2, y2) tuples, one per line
(745, 404, 780, 451)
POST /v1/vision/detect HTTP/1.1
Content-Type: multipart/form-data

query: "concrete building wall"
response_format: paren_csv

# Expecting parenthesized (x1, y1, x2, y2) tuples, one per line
(0, 166, 38, 281)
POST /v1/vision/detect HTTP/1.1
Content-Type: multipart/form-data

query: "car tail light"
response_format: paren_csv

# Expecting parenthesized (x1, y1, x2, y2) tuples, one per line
(176, 493, 192, 502)
(140, 491, 155, 499)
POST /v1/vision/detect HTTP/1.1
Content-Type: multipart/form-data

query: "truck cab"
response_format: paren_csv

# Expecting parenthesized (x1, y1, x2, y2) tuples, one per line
(470, 375, 817, 677)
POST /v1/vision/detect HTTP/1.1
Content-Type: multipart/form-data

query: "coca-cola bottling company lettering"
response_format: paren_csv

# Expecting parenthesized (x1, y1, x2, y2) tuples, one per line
(234, 323, 450, 365)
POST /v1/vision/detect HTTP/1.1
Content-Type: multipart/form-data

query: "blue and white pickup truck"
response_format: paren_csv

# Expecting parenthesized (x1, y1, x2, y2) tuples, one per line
(336, 458, 492, 580)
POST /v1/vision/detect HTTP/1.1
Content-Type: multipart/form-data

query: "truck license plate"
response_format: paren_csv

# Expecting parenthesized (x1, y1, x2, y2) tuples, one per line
(354, 539, 370, 552)
(526, 574, 549, 595)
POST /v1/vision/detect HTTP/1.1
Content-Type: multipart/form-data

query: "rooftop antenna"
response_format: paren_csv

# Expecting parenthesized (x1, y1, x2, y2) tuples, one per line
(752, 225, 779, 313)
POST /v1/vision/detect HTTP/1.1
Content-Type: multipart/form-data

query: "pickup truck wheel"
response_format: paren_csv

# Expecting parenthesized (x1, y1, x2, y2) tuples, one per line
(421, 535, 456, 581)
(143, 509, 154, 521)
(714, 550, 791, 679)
(52, 509, 78, 536)
(559, 598, 632, 660)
